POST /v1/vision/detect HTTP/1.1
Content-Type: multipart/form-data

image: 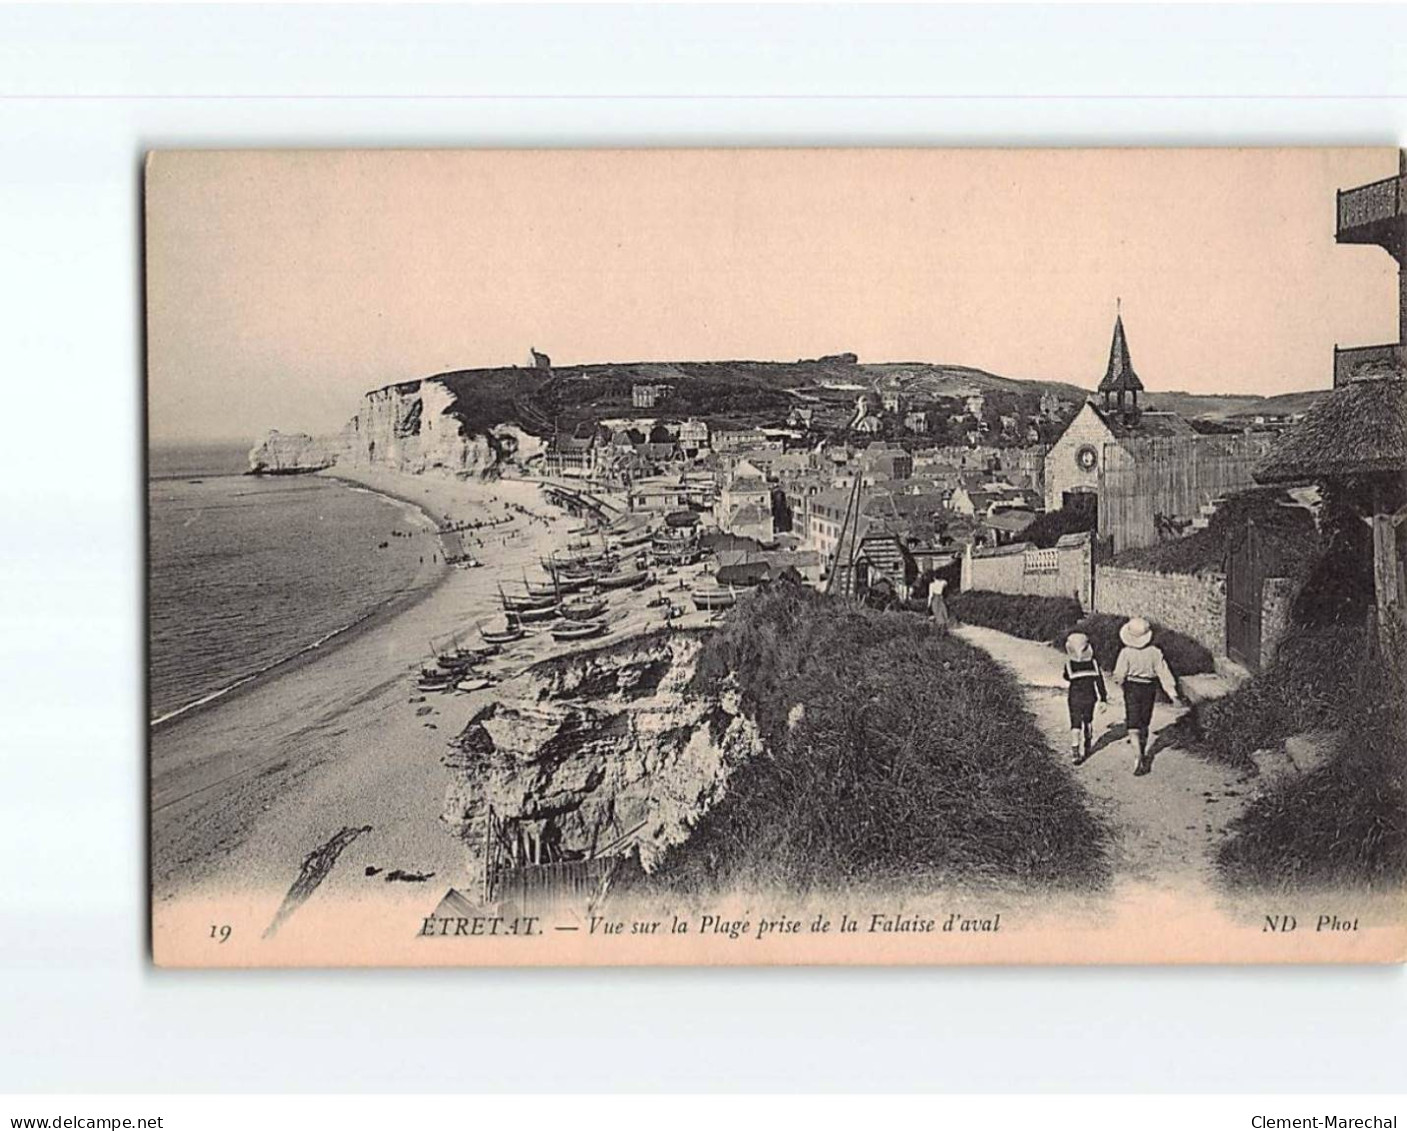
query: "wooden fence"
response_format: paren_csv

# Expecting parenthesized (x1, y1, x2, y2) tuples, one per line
(492, 857, 623, 918)
(1098, 434, 1275, 553)
(482, 804, 639, 915)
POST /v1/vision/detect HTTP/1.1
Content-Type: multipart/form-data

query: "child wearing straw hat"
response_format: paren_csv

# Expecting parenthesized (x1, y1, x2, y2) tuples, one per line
(1111, 616, 1182, 777)
(1061, 632, 1107, 764)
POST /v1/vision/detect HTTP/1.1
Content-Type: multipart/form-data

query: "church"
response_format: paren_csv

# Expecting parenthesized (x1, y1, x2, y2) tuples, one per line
(1042, 309, 1196, 517)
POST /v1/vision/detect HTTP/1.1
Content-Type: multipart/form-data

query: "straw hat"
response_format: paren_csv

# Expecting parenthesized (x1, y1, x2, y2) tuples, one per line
(1064, 632, 1093, 661)
(1119, 616, 1153, 648)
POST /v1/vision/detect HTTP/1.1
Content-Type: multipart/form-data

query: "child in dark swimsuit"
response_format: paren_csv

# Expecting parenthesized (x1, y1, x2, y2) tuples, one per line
(1062, 631, 1107, 764)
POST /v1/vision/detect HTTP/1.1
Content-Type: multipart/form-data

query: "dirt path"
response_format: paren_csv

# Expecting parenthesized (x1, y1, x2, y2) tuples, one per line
(954, 624, 1254, 894)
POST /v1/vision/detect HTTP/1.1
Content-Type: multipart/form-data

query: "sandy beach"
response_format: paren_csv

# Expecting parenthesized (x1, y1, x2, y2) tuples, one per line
(149, 465, 577, 925)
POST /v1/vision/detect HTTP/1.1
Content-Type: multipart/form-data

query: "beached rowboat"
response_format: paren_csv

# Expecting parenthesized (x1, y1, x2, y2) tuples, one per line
(524, 573, 589, 599)
(607, 526, 654, 550)
(550, 619, 608, 642)
(690, 586, 738, 611)
(416, 670, 456, 692)
(594, 567, 648, 590)
(561, 596, 607, 621)
(455, 676, 496, 693)
(479, 622, 525, 646)
(500, 590, 558, 613)
(509, 602, 560, 623)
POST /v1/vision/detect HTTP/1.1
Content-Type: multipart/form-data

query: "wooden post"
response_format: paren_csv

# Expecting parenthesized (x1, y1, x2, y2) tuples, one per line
(482, 805, 495, 905)
(1372, 489, 1407, 670)
(1373, 510, 1398, 633)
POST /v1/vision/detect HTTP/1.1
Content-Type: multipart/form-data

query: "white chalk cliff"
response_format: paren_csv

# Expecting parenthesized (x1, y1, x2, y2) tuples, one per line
(339, 378, 543, 476)
(247, 430, 335, 474)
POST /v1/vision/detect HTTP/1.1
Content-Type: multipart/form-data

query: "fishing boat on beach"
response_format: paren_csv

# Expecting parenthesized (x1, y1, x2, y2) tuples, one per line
(499, 587, 559, 613)
(416, 667, 456, 693)
(523, 570, 588, 599)
(606, 524, 654, 550)
(560, 594, 607, 621)
(455, 675, 497, 693)
(550, 618, 608, 642)
(479, 619, 526, 646)
(454, 642, 499, 664)
(594, 565, 649, 590)
(690, 584, 738, 611)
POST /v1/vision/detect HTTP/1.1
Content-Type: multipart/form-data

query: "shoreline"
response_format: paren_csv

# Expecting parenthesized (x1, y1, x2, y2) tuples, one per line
(149, 461, 575, 905)
(149, 469, 450, 731)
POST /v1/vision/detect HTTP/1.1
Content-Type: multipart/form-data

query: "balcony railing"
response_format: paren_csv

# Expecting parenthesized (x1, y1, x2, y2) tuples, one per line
(1334, 342, 1403, 386)
(1337, 174, 1403, 234)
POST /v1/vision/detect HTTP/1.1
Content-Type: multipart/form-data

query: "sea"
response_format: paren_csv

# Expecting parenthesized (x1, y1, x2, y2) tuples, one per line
(148, 443, 434, 725)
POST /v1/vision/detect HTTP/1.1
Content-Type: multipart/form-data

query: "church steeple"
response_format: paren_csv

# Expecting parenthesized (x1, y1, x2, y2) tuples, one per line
(1098, 299, 1143, 419)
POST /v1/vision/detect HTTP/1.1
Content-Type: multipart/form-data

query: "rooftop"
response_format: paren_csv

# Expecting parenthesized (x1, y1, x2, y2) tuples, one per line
(1255, 372, 1407, 483)
(1092, 403, 1196, 441)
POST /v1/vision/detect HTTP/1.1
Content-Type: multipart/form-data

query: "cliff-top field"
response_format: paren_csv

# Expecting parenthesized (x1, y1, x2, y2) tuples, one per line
(641, 583, 1111, 896)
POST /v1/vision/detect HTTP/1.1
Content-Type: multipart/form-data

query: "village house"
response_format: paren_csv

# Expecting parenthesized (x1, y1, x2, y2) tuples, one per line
(858, 442, 913, 481)
(1039, 390, 1069, 420)
(544, 432, 597, 478)
(636, 440, 681, 472)
(712, 427, 780, 454)
(949, 482, 1040, 519)
(677, 469, 718, 509)
(626, 478, 692, 513)
(717, 458, 775, 543)
(904, 410, 930, 434)
(880, 390, 906, 415)
(981, 508, 1038, 547)
(799, 486, 853, 570)
(631, 383, 671, 409)
(964, 393, 986, 418)
(786, 406, 815, 430)
(676, 418, 710, 455)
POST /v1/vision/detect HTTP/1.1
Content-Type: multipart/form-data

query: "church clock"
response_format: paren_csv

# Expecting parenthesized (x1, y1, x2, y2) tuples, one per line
(1075, 444, 1098, 472)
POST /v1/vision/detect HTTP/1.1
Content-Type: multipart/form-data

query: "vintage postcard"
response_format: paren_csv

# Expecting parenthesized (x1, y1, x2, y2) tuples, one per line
(146, 148, 1407, 966)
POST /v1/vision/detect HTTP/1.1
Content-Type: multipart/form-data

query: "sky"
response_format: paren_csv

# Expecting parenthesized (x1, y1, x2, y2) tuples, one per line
(145, 147, 1401, 445)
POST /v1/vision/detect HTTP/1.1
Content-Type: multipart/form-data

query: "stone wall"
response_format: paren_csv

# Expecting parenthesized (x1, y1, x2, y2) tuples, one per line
(1093, 565, 1227, 654)
(962, 532, 1093, 608)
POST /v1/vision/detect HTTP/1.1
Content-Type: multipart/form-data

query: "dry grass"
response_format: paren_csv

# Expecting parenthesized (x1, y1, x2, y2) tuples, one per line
(643, 583, 1111, 896)
(948, 591, 1083, 644)
(1109, 487, 1318, 580)
(1217, 644, 1407, 890)
(1161, 625, 1364, 770)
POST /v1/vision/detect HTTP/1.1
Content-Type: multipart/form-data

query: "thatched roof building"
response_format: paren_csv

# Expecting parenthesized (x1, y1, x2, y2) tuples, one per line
(1255, 373, 1407, 484)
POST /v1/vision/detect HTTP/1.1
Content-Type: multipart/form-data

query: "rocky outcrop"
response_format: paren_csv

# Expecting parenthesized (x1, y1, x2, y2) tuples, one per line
(339, 378, 543, 477)
(247, 430, 335, 475)
(443, 631, 763, 876)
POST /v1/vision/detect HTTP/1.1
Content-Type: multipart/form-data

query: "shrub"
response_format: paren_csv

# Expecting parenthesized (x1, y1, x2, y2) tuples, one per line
(1163, 625, 1366, 770)
(947, 591, 1215, 676)
(1109, 487, 1318, 580)
(1022, 507, 1096, 549)
(652, 586, 1110, 895)
(1218, 646, 1407, 889)
(947, 590, 1083, 644)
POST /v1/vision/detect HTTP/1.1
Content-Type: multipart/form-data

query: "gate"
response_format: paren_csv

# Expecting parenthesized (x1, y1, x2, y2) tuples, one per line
(1226, 520, 1265, 671)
